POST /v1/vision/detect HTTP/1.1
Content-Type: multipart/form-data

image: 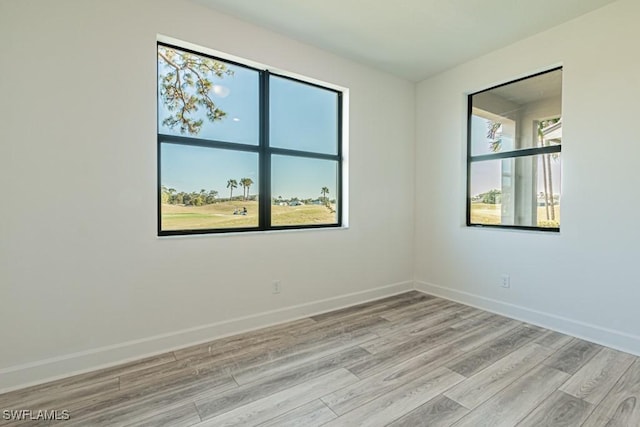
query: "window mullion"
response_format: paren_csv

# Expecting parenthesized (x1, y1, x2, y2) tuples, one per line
(470, 145, 561, 162)
(336, 92, 343, 227)
(259, 71, 271, 230)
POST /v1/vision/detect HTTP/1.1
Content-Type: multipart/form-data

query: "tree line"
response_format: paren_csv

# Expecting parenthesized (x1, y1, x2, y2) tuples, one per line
(161, 187, 222, 206)
(162, 176, 255, 206)
(472, 189, 501, 204)
(162, 182, 336, 210)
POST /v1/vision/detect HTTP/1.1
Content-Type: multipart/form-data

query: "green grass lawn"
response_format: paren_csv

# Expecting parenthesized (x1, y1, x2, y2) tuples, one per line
(272, 204, 336, 226)
(470, 203, 502, 225)
(161, 201, 336, 230)
(470, 203, 560, 227)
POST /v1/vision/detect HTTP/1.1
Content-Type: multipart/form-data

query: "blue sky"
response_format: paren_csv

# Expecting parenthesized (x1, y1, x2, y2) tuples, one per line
(158, 48, 338, 200)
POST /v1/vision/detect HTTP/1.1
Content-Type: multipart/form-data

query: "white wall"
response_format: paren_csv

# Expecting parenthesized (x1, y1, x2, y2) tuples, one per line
(0, 0, 415, 391)
(415, 0, 640, 355)
(4, 0, 638, 394)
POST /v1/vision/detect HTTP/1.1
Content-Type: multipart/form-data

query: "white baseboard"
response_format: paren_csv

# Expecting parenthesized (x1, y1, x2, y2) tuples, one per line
(0, 280, 413, 394)
(414, 280, 640, 357)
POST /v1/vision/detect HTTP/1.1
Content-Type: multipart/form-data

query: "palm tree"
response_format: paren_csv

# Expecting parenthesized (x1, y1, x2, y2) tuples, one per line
(321, 187, 330, 204)
(245, 178, 253, 199)
(239, 177, 254, 200)
(226, 179, 238, 201)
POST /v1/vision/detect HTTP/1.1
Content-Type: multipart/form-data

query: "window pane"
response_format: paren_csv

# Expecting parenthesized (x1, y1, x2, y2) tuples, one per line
(158, 45, 259, 145)
(271, 155, 338, 226)
(160, 143, 259, 231)
(470, 153, 561, 228)
(269, 76, 338, 155)
(470, 68, 562, 156)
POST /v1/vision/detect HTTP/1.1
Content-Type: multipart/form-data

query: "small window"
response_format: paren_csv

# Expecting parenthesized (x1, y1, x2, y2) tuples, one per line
(467, 68, 562, 231)
(157, 43, 343, 235)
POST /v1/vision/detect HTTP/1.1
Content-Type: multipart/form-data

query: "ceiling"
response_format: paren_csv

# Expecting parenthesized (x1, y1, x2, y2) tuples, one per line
(490, 68, 563, 105)
(195, 0, 618, 82)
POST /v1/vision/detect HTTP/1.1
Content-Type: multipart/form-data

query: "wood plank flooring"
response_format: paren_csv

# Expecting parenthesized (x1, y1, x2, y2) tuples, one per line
(0, 291, 638, 426)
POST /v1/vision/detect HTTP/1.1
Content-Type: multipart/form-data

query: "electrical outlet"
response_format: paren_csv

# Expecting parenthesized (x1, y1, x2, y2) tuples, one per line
(501, 274, 510, 288)
(272, 280, 281, 294)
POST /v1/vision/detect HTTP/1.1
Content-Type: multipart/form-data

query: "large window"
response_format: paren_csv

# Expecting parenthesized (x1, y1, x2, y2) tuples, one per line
(157, 43, 343, 235)
(467, 68, 562, 231)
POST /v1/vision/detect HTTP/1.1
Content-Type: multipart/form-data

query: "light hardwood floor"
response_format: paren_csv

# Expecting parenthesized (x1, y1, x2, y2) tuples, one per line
(1, 291, 638, 426)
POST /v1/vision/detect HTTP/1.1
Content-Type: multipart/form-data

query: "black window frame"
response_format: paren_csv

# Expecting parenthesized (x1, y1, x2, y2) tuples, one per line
(157, 42, 343, 236)
(466, 67, 562, 233)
